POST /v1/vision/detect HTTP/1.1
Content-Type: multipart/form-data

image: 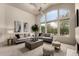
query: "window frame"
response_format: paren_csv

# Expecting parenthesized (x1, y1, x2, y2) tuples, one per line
(40, 8, 70, 36)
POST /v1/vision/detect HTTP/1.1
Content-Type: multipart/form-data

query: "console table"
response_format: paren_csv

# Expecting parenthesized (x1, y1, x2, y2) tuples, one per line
(25, 39, 43, 50)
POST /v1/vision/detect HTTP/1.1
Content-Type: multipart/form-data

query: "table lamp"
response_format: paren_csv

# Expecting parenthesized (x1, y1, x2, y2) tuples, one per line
(8, 30, 14, 38)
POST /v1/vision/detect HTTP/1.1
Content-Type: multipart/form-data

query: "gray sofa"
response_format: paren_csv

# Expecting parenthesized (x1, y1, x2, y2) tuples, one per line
(38, 33, 53, 43)
(13, 34, 25, 44)
(12, 33, 53, 44)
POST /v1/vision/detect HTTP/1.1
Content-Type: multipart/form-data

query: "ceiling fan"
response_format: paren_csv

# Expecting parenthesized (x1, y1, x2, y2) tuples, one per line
(38, 7, 44, 15)
(38, 7, 42, 12)
(30, 3, 44, 15)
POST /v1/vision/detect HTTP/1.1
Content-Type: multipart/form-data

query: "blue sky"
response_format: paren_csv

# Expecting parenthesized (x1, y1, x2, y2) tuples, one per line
(40, 9, 68, 22)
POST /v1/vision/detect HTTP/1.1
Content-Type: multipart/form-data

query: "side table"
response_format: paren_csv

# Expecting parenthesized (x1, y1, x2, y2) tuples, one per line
(7, 38, 14, 45)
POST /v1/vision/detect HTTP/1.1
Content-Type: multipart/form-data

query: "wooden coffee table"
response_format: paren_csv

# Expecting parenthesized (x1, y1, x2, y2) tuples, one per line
(25, 39, 43, 50)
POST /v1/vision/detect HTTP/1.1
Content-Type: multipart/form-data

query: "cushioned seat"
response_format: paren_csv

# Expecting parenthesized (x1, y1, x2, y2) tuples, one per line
(38, 33, 53, 43)
(52, 41, 61, 50)
(43, 45, 54, 56)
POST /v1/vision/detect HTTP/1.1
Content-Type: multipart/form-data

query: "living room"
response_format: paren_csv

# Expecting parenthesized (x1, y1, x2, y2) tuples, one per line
(0, 3, 79, 56)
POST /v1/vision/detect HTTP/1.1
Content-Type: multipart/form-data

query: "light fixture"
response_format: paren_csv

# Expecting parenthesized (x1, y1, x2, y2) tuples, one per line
(8, 30, 14, 38)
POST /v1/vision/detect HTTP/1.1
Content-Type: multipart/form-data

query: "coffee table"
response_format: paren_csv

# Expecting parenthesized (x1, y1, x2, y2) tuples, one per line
(25, 39, 43, 50)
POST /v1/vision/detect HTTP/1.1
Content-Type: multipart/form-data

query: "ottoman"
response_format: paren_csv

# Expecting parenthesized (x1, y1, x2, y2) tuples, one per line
(52, 41, 61, 51)
(25, 39, 43, 50)
(43, 45, 54, 56)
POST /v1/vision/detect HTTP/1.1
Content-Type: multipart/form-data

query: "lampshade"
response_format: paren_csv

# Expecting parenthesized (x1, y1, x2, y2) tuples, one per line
(8, 30, 14, 34)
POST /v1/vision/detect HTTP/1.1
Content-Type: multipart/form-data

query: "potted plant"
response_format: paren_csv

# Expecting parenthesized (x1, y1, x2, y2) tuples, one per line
(31, 24, 39, 41)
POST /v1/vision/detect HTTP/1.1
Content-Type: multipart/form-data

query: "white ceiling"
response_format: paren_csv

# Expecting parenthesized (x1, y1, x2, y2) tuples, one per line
(7, 3, 55, 15)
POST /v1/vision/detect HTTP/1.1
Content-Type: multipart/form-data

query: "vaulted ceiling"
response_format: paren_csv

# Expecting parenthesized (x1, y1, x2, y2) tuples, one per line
(7, 3, 55, 15)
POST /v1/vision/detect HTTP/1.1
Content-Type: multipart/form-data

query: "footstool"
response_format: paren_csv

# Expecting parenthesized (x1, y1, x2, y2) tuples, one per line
(52, 41, 61, 51)
(43, 45, 54, 56)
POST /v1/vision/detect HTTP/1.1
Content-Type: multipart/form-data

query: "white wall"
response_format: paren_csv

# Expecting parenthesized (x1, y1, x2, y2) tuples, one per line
(75, 27, 79, 44)
(75, 4, 79, 26)
(5, 5, 36, 32)
(0, 4, 6, 42)
(75, 4, 79, 44)
(75, 3, 79, 11)
(36, 3, 76, 45)
(0, 4, 36, 43)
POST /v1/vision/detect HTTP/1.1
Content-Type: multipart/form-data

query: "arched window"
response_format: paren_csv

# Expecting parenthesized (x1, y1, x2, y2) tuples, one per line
(40, 8, 70, 36)
(46, 10, 58, 35)
(47, 10, 58, 21)
(59, 9, 69, 18)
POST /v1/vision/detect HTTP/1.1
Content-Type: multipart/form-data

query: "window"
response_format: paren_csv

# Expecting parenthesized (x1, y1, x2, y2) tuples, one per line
(47, 10, 58, 21)
(40, 23, 45, 33)
(59, 9, 69, 18)
(40, 15, 45, 23)
(60, 18, 69, 36)
(46, 10, 58, 35)
(59, 9, 70, 36)
(40, 15, 45, 33)
(47, 21, 58, 35)
(40, 8, 70, 36)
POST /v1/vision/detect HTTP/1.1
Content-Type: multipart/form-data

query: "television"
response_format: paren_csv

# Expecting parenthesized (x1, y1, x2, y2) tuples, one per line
(76, 9, 79, 27)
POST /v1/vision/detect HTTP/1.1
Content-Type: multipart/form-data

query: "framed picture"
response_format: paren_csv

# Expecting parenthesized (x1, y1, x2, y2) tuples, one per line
(24, 22, 27, 32)
(14, 21, 21, 32)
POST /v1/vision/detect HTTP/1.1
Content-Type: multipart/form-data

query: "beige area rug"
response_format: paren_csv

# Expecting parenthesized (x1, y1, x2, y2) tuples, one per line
(0, 42, 75, 56)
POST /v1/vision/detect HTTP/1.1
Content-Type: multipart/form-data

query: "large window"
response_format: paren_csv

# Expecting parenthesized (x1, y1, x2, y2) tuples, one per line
(47, 10, 58, 21)
(40, 8, 70, 36)
(60, 18, 69, 36)
(59, 9, 69, 18)
(40, 23, 45, 33)
(47, 21, 58, 35)
(40, 15, 45, 33)
(46, 10, 58, 35)
(40, 15, 45, 23)
(59, 9, 69, 36)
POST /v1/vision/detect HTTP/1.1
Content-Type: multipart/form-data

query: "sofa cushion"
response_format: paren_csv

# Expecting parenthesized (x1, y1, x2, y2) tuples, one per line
(42, 37, 52, 39)
(15, 34, 20, 39)
(39, 33, 43, 36)
(43, 33, 50, 37)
